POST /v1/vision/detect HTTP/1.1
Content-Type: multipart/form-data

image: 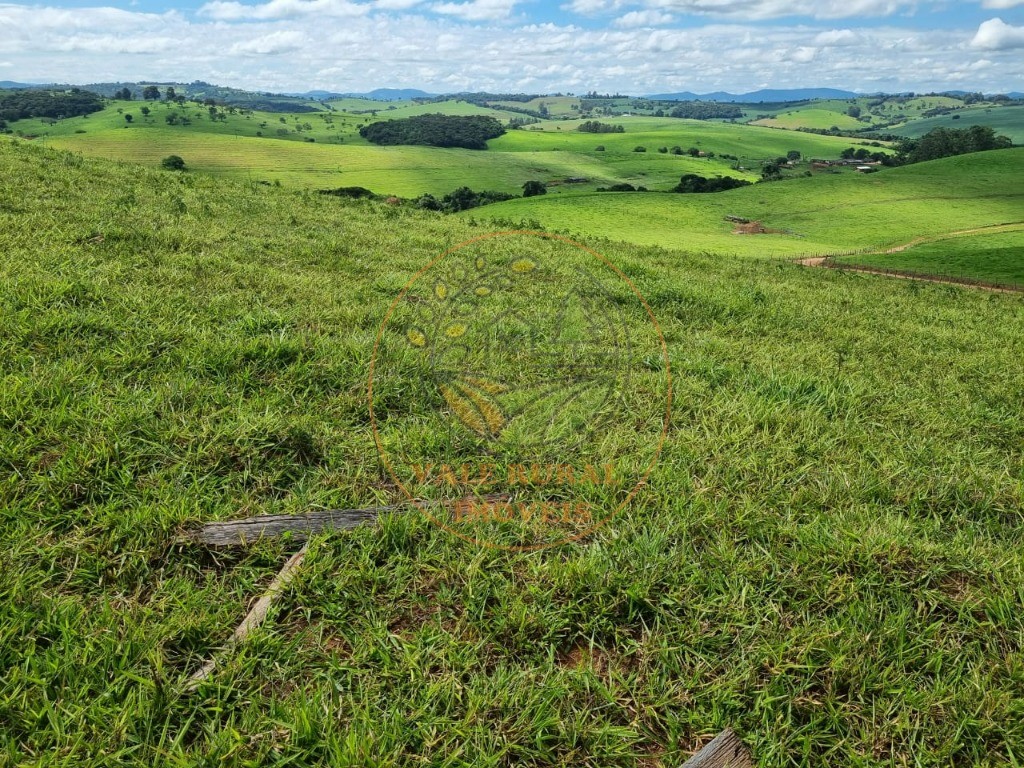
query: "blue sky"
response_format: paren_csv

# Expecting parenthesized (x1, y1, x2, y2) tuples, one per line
(1, 0, 1022, 93)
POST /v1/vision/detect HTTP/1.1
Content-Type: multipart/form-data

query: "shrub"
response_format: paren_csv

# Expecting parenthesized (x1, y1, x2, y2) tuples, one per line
(160, 155, 186, 171)
(522, 180, 547, 198)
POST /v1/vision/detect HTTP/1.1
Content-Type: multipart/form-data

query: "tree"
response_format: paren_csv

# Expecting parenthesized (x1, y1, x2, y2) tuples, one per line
(633, 146, 647, 152)
(140, 106, 150, 117)
(124, 113, 133, 124)
(761, 161, 782, 181)
(840, 147, 856, 159)
(787, 150, 801, 162)
(522, 180, 547, 197)
(142, 86, 161, 101)
(594, 145, 605, 152)
(115, 87, 132, 100)
(165, 86, 176, 101)
(847, 105, 861, 118)
(161, 155, 186, 171)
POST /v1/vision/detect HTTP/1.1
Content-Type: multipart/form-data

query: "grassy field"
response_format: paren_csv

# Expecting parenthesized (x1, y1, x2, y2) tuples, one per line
(465, 149, 1024, 256)
(23, 100, 882, 196)
(833, 227, 1024, 287)
(3, 138, 1024, 766)
(503, 116, 884, 161)
(751, 108, 866, 131)
(891, 105, 1024, 145)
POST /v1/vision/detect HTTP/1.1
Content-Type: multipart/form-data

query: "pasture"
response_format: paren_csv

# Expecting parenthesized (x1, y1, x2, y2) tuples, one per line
(3, 138, 1024, 765)
(24, 100, 882, 196)
(834, 227, 1024, 287)
(464, 149, 1024, 256)
(892, 104, 1024, 145)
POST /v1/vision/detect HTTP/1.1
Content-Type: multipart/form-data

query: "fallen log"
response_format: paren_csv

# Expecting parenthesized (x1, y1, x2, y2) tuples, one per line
(185, 495, 510, 547)
(681, 729, 754, 768)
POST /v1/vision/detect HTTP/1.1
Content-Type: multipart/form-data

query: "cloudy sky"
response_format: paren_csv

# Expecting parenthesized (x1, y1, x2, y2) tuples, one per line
(1, 0, 1022, 94)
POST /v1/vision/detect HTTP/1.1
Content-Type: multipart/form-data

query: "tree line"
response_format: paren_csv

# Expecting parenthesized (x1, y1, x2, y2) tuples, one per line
(897, 126, 1012, 164)
(668, 103, 744, 120)
(577, 121, 625, 134)
(0, 89, 104, 125)
(359, 114, 506, 150)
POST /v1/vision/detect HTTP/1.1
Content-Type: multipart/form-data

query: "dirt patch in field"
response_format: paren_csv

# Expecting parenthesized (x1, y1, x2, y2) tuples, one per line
(733, 220, 785, 235)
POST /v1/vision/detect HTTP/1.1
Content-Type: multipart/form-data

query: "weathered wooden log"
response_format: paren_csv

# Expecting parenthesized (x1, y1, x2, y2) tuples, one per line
(185, 495, 510, 547)
(185, 506, 391, 546)
(681, 729, 754, 768)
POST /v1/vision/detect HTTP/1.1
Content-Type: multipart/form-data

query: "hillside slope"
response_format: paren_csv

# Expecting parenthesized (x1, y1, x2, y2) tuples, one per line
(467, 149, 1024, 256)
(2, 139, 1024, 766)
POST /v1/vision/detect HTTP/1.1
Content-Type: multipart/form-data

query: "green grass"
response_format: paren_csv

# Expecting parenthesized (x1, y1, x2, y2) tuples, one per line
(504, 116, 884, 161)
(3, 138, 1024, 766)
(892, 105, 1024, 145)
(19, 100, 891, 198)
(751, 108, 866, 131)
(465, 149, 1024, 256)
(834, 228, 1024, 287)
(372, 99, 527, 121)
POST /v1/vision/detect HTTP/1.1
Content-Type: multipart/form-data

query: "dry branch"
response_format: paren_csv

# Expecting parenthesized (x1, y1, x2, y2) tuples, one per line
(185, 542, 309, 690)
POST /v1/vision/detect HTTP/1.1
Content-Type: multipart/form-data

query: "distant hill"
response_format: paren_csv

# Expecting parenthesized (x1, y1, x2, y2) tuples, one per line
(77, 81, 322, 112)
(293, 88, 436, 101)
(359, 88, 435, 101)
(0, 81, 34, 89)
(648, 88, 858, 102)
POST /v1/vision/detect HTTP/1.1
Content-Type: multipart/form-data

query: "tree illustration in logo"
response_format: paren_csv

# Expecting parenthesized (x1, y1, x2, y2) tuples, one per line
(401, 252, 630, 452)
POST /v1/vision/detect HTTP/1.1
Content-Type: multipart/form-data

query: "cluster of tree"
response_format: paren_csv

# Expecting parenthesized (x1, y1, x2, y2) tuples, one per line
(0, 89, 104, 123)
(417, 186, 516, 212)
(596, 183, 647, 192)
(577, 120, 624, 133)
(897, 126, 1013, 165)
(672, 174, 752, 193)
(508, 116, 541, 128)
(667, 103, 744, 120)
(359, 114, 505, 150)
(319, 186, 376, 199)
(840, 147, 890, 162)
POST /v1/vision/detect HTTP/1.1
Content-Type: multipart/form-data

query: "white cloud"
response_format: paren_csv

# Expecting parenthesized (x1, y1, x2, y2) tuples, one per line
(614, 9, 675, 26)
(971, 17, 1024, 50)
(430, 0, 521, 20)
(198, 0, 368, 20)
(0, 1, 1021, 96)
(230, 30, 306, 53)
(814, 28, 860, 46)
(788, 45, 817, 61)
(981, 0, 1024, 8)
(565, 0, 922, 20)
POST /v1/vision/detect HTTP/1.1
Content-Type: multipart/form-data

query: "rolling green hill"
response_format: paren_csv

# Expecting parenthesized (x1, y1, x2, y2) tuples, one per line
(834, 227, 1024, 287)
(465, 149, 1024, 257)
(18, 99, 880, 197)
(892, 104, 1024, 145)
(3, 137, 1024, 765)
